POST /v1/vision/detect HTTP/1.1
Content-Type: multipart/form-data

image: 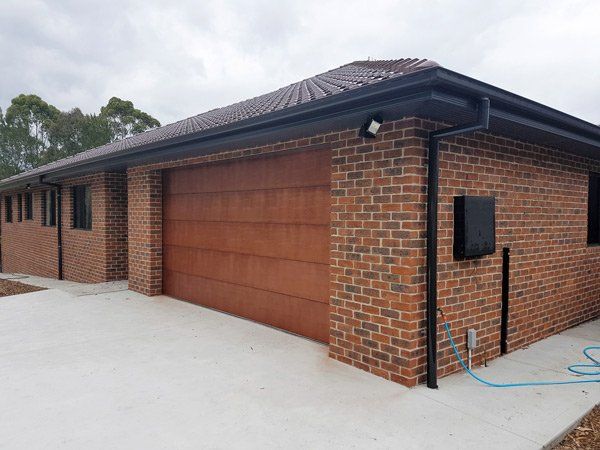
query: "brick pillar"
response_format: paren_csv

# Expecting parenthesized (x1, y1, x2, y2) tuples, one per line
(128, 168, 162, 295)
(328, 118, 428, 387)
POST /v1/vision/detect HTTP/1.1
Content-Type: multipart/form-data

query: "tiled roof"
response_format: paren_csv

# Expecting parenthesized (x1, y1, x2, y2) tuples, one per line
(1, 59, 438, 184)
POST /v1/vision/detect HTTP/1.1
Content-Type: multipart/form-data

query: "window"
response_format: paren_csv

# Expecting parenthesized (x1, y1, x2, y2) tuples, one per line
(5, 196, 12, 223)
(25, 192, 33, 220)
(589, 172, 600, 245)
(42, 190, 56, 227)
(72, 185, 92, 230)
(17, 193, 22, 222)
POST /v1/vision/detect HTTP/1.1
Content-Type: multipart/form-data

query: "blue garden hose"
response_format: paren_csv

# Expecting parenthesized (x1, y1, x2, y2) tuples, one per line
(440, 310, 600, 387)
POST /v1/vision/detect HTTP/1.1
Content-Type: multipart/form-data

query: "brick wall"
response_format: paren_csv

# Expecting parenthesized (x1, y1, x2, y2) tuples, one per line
(104, 173, 129, 280)
(328, 117, 600, 385)
(125, 118, 434, 386)
(1, 172, 128, 283)
(329, 118, 429, 386)
(126, 117, 599, 387)
(1, 187, 59, 278)
(422, 118, 600, 381)
(127, 169, 162, 295)
(3, 116, 597, 387)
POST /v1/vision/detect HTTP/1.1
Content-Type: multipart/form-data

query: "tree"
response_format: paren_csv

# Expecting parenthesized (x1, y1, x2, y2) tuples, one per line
(100, 97, 161, 142)
(43, 108, 86, 164)
(4, 94, 60, 169)
(41, 109, 115, 165)
(0, 109, 24, 179)
(80, 113, 113, 150)
(0, 94, 160, 179)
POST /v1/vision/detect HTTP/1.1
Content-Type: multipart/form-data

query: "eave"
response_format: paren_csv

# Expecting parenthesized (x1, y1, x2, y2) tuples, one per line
(1, 67, 598, 190)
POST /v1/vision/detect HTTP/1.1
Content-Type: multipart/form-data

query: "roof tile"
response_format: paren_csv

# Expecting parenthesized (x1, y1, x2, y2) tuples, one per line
(2, 59, 437, 183)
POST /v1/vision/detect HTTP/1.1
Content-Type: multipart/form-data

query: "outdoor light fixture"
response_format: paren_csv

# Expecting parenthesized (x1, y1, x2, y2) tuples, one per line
(361, 114, 383, 138)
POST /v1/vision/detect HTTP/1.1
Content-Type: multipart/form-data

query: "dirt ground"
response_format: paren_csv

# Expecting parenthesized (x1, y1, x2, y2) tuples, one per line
(554, 405, 599, 449)
(0, 278, 45, 297)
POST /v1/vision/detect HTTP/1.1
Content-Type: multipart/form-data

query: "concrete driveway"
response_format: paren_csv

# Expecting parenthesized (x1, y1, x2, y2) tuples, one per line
(0, 281, 598, 449)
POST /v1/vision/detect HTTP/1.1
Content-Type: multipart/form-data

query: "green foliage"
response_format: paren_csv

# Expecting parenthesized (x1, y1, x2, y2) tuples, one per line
(100, 97, 161, 142)
(4, 94, 60, 170)
(0, 95, 160, 179)
(0, 109, 25, 179)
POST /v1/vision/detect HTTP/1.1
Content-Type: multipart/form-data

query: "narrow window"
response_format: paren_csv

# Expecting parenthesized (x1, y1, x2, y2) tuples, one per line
(5, 196, 12, 223)
(17, 193, 23, 222)
(25, 192, 33, 220)
(72, 185, 92, 230)
(42, 190, 56, 227)
(589, 172, 600, 245)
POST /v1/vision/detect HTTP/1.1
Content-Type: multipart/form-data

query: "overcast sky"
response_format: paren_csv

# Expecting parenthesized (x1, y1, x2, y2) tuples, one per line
(1, 0, 598, 126)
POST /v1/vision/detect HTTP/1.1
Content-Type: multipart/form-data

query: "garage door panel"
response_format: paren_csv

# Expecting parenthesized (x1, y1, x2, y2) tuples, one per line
(163, 186, 330, 225)
(163, 245, 329, 303)
(163, 149, 330, 342)
(163, 220, 329, 264)
(164, 270, 330, 343)
(164, 149, 330, 195)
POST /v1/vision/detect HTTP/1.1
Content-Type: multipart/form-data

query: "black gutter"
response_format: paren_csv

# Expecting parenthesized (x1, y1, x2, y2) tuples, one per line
(25, 90, 436, 183)
(426, 97, 490, 389)
(39, 177, 63, 280)
(434, 68, 600, 140)
(1, 66, 599, 190)
(0, 68, 441, 189)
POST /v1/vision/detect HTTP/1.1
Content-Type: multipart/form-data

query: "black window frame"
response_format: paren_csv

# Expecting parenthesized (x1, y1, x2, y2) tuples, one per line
(25, 192, 33, 220)
(589, 172, 600, 245)
(5, 195, 12, 223)
(72, 185, 92, 230)
(42, 190, 57, 227)
(17, 193, 22, 222)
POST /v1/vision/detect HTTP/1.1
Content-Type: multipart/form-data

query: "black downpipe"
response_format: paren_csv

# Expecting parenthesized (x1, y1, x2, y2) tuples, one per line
(500, 247, 510, 354)
(39, 177, 63, 280)
(426, 97, 490, 389)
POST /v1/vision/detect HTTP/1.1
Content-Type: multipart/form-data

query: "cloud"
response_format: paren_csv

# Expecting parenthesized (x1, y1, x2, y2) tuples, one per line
(1, 0, 598, 125)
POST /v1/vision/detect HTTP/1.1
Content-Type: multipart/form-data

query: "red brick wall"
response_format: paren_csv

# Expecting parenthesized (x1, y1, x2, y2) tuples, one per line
(104, 173, 129, 280)
(126, 117, 599, 387)
(126, 119, 432, 386)
(4, 116, 597, 388)
(1, 172, 128, 283)
(1, 188, 59, 278)
(127, 169, 162, 295)
(422, 118, 600, 381)
(329, 118, 428, 385)
(329, 118, 600, 385)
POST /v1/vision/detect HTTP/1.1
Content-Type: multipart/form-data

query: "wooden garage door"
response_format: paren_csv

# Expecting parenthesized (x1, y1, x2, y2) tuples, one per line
(162, 148, 331, 343)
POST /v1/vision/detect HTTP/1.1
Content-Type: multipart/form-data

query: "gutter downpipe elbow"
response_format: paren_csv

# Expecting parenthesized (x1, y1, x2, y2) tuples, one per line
(426, 97, 490, 389)
(39, 176, 63, 280)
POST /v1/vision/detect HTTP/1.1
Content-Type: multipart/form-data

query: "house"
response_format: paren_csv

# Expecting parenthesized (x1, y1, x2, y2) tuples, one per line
(0, 59, 598, 388)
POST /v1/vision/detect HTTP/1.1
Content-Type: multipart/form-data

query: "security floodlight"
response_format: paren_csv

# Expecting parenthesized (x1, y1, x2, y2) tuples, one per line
(362, 114, 383, 138)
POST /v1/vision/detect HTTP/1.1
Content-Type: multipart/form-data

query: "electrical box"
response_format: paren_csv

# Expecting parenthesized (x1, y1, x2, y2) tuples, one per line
(454, 196, 496, 259)
(467, 329, 477, 349)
